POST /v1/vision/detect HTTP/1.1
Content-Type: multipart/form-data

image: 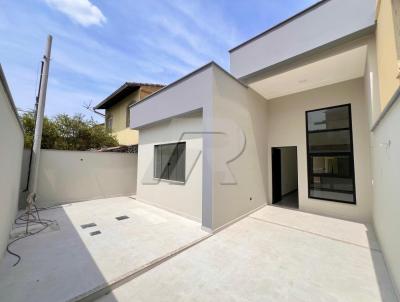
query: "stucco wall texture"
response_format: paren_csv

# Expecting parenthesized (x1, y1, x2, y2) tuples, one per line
(136, 111, 203, 221)
(268, 78, 373, 222)
(371, 92, 400, 297)
(35, 150, 137, 207)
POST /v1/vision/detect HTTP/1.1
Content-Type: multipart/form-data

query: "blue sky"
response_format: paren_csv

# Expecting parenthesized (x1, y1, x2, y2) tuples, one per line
(0, 0, 318, 122)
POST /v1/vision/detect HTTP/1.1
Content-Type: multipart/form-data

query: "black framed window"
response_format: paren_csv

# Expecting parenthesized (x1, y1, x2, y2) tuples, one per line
(306, 104, 356, 204)
(154, 142, 186, 182)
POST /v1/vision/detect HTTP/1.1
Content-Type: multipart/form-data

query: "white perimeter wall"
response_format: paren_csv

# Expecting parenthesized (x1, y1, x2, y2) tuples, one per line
(363, 31, 400, 297)
(371, 96, 400, 296)
(0, 73, 24, 262)
(267, 78, 373, 222)
(136, 111, 203, 222)
(35, 150, 137, 207)
(212, 67, 269, 229)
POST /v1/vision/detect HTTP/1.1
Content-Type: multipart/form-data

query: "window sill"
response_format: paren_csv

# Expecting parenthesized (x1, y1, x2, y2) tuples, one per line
(153, 178, 186, 185)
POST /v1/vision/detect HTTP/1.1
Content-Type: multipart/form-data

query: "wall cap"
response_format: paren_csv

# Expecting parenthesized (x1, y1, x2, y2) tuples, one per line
(0, 64, 24, 133)
(371, 86, 400, 131)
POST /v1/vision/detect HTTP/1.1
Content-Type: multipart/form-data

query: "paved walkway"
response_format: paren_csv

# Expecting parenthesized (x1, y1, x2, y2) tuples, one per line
(98, 206, 398, 302)
(0, 197, 208, 302)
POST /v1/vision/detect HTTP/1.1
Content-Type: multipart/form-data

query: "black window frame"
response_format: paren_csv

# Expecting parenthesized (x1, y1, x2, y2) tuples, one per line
(154, 142, 186, 183)
(305, 104, 356, 204)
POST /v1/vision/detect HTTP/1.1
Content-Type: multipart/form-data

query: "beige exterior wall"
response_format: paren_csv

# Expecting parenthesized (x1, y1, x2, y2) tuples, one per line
(136, 111, 203, 222)
(376, 0, 400, 109)
(211, 67, 269, 229)
(106, 91, 139, 145)
(267, 78, 373, 222)
(106, 85, 163, 146)
(112, 127, 139, 146)
(35, 150, 137, 207)
(0, 72, 24, 263)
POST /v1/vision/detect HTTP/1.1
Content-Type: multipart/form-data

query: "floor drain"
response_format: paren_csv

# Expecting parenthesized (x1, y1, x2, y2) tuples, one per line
(90, 230, 101, 236)
(81, 223, 97, 229)
(116, 215, 129, 221)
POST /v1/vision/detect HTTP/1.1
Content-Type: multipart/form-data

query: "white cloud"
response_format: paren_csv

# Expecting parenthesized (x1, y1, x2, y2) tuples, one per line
(45, 0, 106, 27)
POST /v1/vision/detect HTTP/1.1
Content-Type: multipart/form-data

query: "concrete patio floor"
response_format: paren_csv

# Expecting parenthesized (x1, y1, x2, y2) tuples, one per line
(98, 206, 398, 302)
(0, 197, 208, 302)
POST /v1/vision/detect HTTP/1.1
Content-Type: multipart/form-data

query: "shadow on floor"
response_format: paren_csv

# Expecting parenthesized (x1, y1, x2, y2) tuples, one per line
(0, 203, 118, 302)
(367, 225, 400, 302)
(0, 197, 207, 302)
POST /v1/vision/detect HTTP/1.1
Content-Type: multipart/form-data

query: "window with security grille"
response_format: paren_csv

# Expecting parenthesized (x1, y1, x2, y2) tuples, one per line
(154, 142, 186, 182)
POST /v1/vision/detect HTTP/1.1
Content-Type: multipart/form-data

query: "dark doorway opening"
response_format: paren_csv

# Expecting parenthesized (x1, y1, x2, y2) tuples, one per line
(271, 146, 299, 209)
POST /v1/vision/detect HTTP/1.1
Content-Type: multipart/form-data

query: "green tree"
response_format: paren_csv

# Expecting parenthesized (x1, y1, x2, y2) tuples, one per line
(21, 112, 118, 151)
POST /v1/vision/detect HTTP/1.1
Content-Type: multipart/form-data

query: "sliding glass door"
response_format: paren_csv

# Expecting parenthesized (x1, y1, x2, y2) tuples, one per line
(305, 104, 356, 203)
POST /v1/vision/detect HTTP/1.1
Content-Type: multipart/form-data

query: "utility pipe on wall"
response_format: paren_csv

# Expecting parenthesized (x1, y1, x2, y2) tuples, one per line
(27, 35, 52, 204)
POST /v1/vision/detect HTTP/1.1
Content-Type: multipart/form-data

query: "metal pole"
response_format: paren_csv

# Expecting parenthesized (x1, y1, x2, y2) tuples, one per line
(27, 35, 52, 205)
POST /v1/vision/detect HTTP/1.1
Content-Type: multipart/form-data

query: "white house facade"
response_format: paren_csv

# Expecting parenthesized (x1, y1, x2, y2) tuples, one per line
(130, 0, 400, 294)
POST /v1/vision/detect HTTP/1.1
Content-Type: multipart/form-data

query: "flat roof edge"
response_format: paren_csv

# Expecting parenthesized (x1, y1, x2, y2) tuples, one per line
(371, 86, 400, 131)
(229, 0, 329, 53)
(130, 62, 247, 109)
(239, 26, 375, 84)
(0, 64, 24, 133)
(132, 108, 203, 130)
(130, 62, 213, 109)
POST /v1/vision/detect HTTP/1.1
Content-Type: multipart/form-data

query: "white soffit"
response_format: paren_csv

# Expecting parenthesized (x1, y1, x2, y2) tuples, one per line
(249, 45, 368, 100)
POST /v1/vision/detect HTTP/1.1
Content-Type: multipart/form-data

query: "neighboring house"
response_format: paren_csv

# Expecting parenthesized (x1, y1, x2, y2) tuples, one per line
(129, 0, 400, 295)
(94, 82, 164, 146)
